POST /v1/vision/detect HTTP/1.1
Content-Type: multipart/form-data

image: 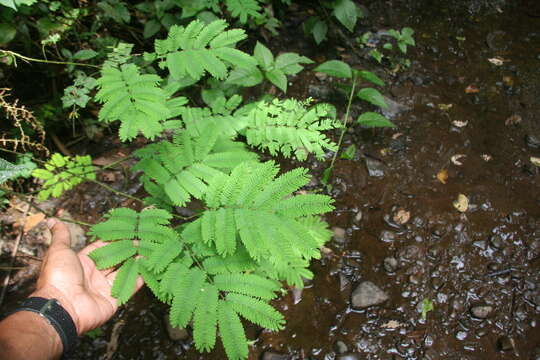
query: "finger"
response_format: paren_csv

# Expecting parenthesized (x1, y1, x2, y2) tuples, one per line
(46, 218, 71, 249)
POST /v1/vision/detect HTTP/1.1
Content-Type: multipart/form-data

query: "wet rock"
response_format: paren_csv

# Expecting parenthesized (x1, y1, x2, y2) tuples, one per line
(351, 281, 389, 308)
(164, 314, 189, 341)
(455, 331, 467, 341)
(333, 227, 346, 243)
(489, 234, 505, 249)
(525, 134, 540, 148)
(334, 340, 348, 354)
(336, 353, 361, 360)
(496, 336, 514, 352)
(470, 305, 493, 319)
(380, 230, 396, 242)
(383, 257, 399, 273)
(486, 30, 508, 51)
(365, 157, 386, 177)
(262, 351, 290, 360)
(381, 96, 411, 118)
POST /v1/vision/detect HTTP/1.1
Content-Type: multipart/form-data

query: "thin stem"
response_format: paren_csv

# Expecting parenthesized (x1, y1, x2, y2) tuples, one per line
(0, 50, 100, 69)
(328, 75, 358, 171)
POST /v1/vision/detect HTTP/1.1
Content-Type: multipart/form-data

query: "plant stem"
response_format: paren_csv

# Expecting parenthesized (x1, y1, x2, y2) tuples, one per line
(0, 50, 100, 69)
(327, 75, 358, 171)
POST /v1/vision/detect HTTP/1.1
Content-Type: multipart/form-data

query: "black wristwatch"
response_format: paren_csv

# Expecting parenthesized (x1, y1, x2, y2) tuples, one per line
(4, 297, 78, 359)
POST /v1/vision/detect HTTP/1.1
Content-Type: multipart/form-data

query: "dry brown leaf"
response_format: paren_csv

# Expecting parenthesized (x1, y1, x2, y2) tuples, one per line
(488, 57, 504, 66)
(393, 209, 411, 225)
(24, 212, 46, 233)
(465, 85, 480, 94)
(505, 114, 522, 126)
(481, 154, 492, 161)
(451, 154, 466, 166)
(382, 320, 402, 329)
(453, 194, 469, 212)
(437, 169, 448, 184)
(531, 157, 540, 167)
(452, 120, 468, 128)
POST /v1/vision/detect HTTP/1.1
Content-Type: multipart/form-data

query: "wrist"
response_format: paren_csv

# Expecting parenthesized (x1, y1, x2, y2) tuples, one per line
(31, 286, 81, 334)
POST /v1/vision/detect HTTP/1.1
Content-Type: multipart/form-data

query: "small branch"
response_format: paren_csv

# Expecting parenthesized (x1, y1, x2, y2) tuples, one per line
(0, 50, 100, 69)
(50, 132, 73, 157)
(0, 202, 31, 309)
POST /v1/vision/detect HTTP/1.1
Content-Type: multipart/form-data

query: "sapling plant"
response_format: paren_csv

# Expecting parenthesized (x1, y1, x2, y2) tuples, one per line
(29, 19, 339, 360)
(313, 59, 395, 183)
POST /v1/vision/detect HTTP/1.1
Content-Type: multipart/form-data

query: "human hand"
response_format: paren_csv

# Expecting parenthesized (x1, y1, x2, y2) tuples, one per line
(31, 218, 143, 335)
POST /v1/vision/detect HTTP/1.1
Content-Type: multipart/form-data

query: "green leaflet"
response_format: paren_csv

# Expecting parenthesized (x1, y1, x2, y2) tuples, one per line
(243, 98, 339, 160)
(32, 154, 95, 201)
(111, 258, 139, 305)
(218, 301, 248, 360)
(153, 19, 256, 81)
(133, 128, 257, 206)
(183, 161, 334, 279)
(95, 64, 170, 141)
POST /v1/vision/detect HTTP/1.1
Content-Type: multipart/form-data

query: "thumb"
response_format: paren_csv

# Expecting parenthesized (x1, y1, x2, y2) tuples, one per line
(46, 218, 71, 249)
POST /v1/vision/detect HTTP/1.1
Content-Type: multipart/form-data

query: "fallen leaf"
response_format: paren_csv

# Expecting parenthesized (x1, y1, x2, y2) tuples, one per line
(452, 120, 468, 128)
(502, 76, 514, 87)
(451, 154, 466, 166)
(531, 157, 540, 167)
(393, 209, 411, 224)
(453, 194, 469, 212)
(24, 212, 46, 233)
(488, 57, 504, 66)
(391, 133, 403, 140)
(382, 320, 402, 329)
(437, 169, 448, 184)
(380, 148, 390, 156)
(481, 154, 492, 161)
(505, 114, 522, 126)
(438, 103, 453, 111)
(465, 85, 480, 94)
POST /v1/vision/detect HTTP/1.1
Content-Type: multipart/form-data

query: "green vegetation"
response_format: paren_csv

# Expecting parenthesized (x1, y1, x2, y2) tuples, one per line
(0, 1, 417, 358)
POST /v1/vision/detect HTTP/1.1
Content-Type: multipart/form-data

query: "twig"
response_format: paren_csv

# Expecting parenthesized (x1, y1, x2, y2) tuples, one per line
(0, 201, 31, 309)
(50, 133, 73, 157)
(0, 49, 100, 69)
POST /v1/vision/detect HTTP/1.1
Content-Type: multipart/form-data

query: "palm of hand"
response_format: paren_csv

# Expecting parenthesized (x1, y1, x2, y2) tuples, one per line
(33, 219, 140, 334)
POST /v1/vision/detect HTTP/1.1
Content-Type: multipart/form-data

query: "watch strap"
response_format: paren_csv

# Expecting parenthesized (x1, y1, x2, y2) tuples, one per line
(4, 297, 78, 358)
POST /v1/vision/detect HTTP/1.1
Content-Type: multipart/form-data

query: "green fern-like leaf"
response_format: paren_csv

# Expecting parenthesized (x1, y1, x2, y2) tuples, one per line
(214, 273, 280, 300)
(226, 293, 284, 330)
(32, 153, 95, 201)
(243, 98, 340, 160)
(88, 240, 137, 269)
(218, 300, 248, 360)
(193, 284, 219, 352)
(111, 258, 139, 305)
(183, 161, 334, 283)
(95, 64, 170, 141)
(133, 128, 257, 206)
(225, 0, 262, 23)
(170, 267, 207, 327)
(154, 19, 256, 81)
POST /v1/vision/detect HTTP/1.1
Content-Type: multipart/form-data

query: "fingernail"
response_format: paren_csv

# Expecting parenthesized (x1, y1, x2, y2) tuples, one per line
(46, 218, 56, 230)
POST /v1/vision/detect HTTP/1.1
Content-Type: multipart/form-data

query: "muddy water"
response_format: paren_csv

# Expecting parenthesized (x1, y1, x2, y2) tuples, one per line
(8, 1, 540, 359)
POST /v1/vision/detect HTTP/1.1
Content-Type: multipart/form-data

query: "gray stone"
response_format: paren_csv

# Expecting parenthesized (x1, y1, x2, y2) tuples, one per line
(333, 227, 346, 243)
(164, 314, 189, 341)
(334, 340, 348, 354)
(380, 230, 396, 243)
(262, 352, 289, 360)
(470, 305, 493, 319)
(381, 96, 411, 118)
(383, 257, 398, 273)
(351, 281, 389, 308)
(336, 354, 361, 360)
(365, 157, 385, 177)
